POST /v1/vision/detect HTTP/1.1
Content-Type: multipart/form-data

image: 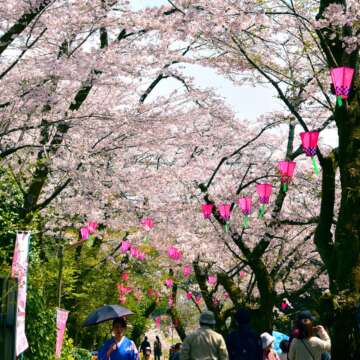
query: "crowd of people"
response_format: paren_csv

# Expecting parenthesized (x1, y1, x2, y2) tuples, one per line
(97, 309, 331, 360)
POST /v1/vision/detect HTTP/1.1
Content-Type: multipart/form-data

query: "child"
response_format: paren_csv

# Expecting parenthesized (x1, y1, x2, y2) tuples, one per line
(261, 332, 280, 360)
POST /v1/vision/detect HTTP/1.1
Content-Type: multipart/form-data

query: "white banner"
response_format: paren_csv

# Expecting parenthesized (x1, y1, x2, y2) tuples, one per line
(11, 232, 31, 356)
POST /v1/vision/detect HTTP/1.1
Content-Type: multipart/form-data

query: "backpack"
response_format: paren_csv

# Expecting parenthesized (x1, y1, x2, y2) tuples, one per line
(226, 329, 262, 360)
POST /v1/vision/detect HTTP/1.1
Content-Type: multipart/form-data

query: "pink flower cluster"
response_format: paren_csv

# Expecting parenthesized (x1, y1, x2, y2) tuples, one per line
(80, 221, 98, 240)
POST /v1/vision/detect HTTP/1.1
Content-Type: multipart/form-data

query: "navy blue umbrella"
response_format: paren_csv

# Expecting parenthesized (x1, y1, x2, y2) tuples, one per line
(82, 304, 133, 326)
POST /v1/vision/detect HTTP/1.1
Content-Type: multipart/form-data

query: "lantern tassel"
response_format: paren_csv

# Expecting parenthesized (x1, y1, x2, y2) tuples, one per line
(283, 183, 287, 192)
(337, 96, 343, 107)
(258, 204, 265, 218)
(224, 222, 229, 233)
(243, 215, 249, 229)
(311, 157, 319, 176)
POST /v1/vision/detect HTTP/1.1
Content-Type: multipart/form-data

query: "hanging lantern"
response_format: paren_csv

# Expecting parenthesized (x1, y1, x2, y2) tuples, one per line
(300, 131, 319, 175)
(330, 67, 355, 106)
(238, 197, 252, 228)
(183, 264, 192, 278)
(256, 184, 272, 218)
(278, 161, 296, 192)
(218, 203, 231, 232)
(186, 291, 193, 300)
(201, 204, 214, 219)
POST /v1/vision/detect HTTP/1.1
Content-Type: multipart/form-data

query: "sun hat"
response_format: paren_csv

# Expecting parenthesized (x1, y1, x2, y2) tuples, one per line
(260, 332, 275, 349)
(199, 310, 216, 325)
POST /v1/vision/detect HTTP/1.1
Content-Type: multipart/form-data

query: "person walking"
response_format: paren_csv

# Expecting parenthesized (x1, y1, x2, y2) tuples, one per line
(288, 319, 331, 360)
(140, 336, 151, 357)
(98, 318, 139, 360)
(154, 336, 162, 360)
(261, 333, 280, 360)
(180, 310, 229, 360)
(225, 308, 262, 360)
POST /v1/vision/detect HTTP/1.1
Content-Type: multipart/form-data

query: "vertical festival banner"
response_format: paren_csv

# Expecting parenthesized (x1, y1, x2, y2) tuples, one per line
(55, 308, 69, 358)
(11, 231, 31, 356)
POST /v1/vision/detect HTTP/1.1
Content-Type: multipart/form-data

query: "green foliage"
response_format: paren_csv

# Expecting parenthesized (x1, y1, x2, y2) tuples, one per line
(24, 280, 56, 360)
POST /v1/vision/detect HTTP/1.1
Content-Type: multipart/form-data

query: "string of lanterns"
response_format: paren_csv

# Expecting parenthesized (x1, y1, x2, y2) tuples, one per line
(201, 66, 355, 229)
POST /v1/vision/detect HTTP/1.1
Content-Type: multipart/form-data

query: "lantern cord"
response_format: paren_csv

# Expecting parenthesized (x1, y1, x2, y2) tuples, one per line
(283, 183, 288, 192)
(224, 222, 229, 233)
(311, 157, 319, 176)
(258, 204, 265, 218)
(337, 96, 343, 107)
(243, 215, 249, 228)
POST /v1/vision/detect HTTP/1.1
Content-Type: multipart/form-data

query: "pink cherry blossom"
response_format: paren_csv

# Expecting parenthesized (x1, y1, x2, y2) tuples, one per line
(121, 272, 129, 281)
(130, 247, 139, 258)
(165, 278, 173, 288)
(186, 291, 193, 299)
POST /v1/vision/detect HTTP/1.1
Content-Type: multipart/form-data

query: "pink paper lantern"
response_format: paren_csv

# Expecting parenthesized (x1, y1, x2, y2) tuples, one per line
(141, 217, 154, 231)
(130, 247, 139, 258)
(183, 264, 192, 277)
(186, 291, 193, 300)
(155, 316, 161, 328)
(239, 271, 246, 278)
(201, 204, 214, 219)
(256, 184, 272, 218)
(168, 246, 182, 261)
(300, 131, 320, 175)
(137, 251, 145, 261)
(330, 66, 354, 105)
(239, 197, 252, 228)
(87, 222, 98, 234)
(195, 294, 202, 305)
(121, 240, 131, 253)
(121, 272, 129, 281)
(165, 278, 173, 288)
(281, 302, 288, 311)
(218, 203, 231, 232)
(278, 161, 296, 192)
(80, 227, 90, 240)
(207, 275, 217, 285)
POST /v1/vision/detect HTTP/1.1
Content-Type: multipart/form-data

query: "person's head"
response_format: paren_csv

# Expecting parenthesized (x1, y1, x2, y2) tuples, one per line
(174, 343, 181, 352)
(297, 318, 313, 339)
(235, 308, 251, 326)
(144, 336, 148, 341)
(156, 335, 160, 341)
(112, 318, 127, 338)
(199, 310, 216, 327)
(260, 332, 275, 352)
(296, 310, 316, 323)
(279, 340, 289, 354)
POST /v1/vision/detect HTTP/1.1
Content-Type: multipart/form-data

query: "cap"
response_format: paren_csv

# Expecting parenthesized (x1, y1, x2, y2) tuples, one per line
(235, 309, 251, 324)
(260, 332, 275, 349)
(199, 310, 216, 325)
(297, 310, 316, 322)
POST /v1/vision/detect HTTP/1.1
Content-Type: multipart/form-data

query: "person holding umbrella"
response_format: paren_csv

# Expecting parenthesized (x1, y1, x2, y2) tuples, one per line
(97, 317, 139, 360)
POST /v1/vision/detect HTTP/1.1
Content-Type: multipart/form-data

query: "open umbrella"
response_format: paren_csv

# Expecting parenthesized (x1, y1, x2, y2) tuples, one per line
(82, 304, 133, 327)
(272, 331, 289, 354)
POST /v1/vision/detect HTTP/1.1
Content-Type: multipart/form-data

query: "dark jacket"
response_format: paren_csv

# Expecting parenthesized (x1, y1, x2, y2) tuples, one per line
(225, 325, 262, 360)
